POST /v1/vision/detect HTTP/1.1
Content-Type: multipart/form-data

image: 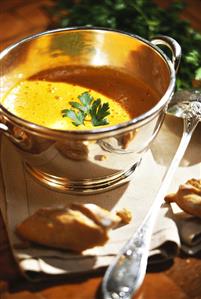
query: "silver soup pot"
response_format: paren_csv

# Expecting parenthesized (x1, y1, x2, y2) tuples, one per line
(0, 27, 181, 193)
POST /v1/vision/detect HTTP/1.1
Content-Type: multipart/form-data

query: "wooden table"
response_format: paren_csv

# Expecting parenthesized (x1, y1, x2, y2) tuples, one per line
(0, 1, 201, 298)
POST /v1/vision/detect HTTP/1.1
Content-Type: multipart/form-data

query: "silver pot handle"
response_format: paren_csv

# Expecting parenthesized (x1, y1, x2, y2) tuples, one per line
(151, 35, 181, 73)
(0, 123, 9, 133)
(0, 114, 9, 134)
(0, 114, 30, 146)
(0, 119, 16, 144)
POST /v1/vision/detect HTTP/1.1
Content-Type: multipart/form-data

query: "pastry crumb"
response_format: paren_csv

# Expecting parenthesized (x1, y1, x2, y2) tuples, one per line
(116, 208, 132, 224)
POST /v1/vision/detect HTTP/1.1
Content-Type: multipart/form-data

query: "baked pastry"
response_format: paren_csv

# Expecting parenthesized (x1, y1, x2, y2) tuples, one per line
(71, 203, 121, 229)
(165, 178, 201, 217)
(16, 203, 122, 252)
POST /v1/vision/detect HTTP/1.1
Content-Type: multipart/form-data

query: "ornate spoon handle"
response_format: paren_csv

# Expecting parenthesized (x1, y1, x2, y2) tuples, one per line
(102, 103, 200, 299)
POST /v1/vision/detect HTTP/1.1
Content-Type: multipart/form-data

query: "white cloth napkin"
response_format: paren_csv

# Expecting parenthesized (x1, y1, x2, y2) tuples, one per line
(171, 203, 201, 255)
(0, 115, 200, 281)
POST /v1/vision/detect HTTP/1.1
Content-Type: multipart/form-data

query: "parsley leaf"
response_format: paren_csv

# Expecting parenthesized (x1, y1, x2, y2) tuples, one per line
(90, 99, 110, 126)
(69, 91, 93, 115)
(62, 109, 85, 126)
(78, 91, 93, 111)
(62, 91, 110, 127)
(195, 67, 201, 80)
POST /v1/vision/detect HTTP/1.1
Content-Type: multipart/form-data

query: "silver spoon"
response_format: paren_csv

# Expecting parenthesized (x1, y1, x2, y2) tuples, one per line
(102, 89, 201, 299)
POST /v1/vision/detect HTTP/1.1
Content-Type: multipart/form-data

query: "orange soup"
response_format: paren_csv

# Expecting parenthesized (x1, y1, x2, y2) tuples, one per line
(1, 66, 159, 130)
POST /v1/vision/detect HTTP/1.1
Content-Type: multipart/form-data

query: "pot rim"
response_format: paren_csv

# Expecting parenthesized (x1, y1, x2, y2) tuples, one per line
(0, 26, 176, 139)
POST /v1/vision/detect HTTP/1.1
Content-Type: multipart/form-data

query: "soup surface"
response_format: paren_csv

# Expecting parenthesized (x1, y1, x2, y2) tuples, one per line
(1, 66, 159, 130)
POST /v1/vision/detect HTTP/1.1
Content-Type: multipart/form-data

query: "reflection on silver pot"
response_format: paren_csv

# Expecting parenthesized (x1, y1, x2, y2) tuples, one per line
(0, 27, 181, 193)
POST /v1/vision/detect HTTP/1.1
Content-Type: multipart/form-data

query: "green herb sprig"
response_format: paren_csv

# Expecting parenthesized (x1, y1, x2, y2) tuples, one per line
(62, 91, 110, 127)
(48, 0, 201, 90)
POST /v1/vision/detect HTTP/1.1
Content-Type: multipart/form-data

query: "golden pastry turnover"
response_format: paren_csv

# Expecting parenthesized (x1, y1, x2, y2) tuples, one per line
(16, 203, 123, 252)
(165, 178, 201, 217)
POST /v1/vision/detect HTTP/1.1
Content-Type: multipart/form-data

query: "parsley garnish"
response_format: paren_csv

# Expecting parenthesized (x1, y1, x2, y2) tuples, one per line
(62, 91, 110, 127)
(62, 109, 85, 127)
(90, 99, 110, 126)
